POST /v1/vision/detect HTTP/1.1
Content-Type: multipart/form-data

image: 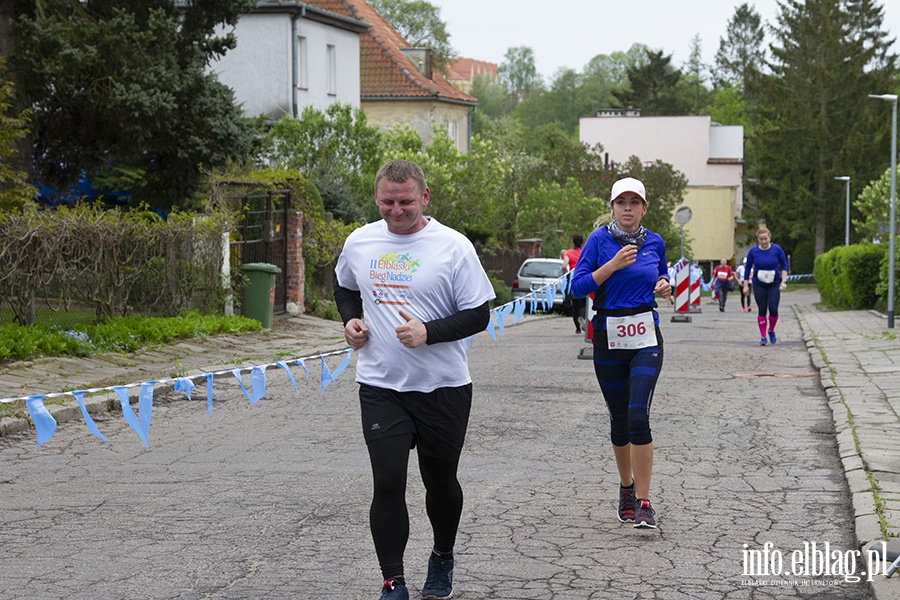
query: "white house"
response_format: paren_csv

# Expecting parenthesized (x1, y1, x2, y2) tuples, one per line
(580, 112, 745, 264)
(206, 2, 369, 120)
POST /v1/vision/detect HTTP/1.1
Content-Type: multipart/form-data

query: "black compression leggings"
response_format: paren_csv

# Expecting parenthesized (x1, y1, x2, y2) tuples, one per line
(753, 281, 780, 317)
(367, 434, 464, 580)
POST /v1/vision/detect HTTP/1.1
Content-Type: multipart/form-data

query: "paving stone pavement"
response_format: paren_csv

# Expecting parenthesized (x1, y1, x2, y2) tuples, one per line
(0, 290, 897, 599)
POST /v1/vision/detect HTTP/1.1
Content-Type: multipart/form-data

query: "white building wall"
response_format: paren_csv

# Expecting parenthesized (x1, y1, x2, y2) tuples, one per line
(579, 114, 743, 207)
(209, 13, 360, 120)
(296, 21, 361, 112)
(710, 125, 743, 160)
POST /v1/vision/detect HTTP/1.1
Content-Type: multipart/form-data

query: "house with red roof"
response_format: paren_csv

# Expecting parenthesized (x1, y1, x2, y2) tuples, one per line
(447, 58, 498, 94)
(305, 0, 477, 152)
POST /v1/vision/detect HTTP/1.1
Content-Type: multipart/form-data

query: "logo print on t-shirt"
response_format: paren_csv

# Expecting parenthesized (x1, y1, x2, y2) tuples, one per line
(369, 252, 420, 305)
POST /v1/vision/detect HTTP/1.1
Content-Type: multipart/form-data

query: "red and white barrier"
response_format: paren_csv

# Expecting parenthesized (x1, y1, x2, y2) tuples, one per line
(690, 271, 701, 309)
(674, 259, 690, 313)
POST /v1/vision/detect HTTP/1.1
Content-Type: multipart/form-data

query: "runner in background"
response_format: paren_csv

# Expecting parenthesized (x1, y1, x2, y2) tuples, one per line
(743, 226, 789, 346)
(712, 258, 738, 312)
(736, 257, 753, 313)
(562, 234, 586, 334)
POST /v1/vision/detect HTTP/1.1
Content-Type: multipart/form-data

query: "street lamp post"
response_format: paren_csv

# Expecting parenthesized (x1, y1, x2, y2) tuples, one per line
(835, 176, 850, 245)
(869, 94, 898, 328)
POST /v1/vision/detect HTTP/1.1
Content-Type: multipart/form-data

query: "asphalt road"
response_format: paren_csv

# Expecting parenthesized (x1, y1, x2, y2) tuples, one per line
(0, 302, 873, 599)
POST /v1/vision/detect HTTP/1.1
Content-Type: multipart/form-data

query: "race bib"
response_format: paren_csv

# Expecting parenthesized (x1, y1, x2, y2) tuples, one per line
(757, 269, 776, 284)
(717, 271, 728, 280)
(607, 312, 658, 350)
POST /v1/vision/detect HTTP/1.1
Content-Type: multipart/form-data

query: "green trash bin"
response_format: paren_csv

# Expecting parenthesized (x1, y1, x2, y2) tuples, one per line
(239, 262, 282, 329)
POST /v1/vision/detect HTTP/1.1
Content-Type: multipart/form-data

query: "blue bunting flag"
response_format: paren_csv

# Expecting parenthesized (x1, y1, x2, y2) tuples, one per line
(71, 390, 107, 442)
(26, 395, 56, 448)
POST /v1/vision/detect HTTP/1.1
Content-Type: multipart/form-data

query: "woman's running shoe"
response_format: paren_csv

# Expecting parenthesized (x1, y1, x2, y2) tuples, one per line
(617, 482, 636, 523)
(634, 499, 657, 529)
(769, 331, 777, 344)
(760, 337, 767, 346)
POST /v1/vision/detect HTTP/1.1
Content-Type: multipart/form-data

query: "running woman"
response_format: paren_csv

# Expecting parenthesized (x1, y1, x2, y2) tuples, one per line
(570, 177, 671, 529)
(562, 233, 586, 333)
(736, 257, 752, 313)
(334, 160, 495, 600)
(742, 227, 789, 346)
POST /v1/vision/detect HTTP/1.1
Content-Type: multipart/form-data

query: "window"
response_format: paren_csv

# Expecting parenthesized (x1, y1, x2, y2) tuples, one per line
(296, 36, 308, 90)
(326, 44, 336, 96)
(446, 120, 457, 143)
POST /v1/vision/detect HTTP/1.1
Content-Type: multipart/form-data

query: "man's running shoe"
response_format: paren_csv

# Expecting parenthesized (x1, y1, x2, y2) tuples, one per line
(769, 330, 777, 344)
(421, 551, 453, 599)
(760, 337, 767, 346)
(380, 578, 409, 600)
(634, 499, 657, 529)
(617, 481, 636, 523)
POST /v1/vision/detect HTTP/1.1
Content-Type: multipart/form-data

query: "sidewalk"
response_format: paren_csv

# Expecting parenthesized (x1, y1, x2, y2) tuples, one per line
(793, 292, 900, 581)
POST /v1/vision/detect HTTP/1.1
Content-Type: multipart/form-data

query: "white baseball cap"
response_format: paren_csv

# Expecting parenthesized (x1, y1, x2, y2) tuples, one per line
(610, 177, 647, 204)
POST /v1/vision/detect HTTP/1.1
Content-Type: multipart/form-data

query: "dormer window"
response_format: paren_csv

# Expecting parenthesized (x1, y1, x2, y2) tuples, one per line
(400, 47, 433, 80)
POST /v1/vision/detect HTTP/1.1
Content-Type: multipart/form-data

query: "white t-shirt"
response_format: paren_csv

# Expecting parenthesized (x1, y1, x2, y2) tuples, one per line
(334, 217, 495, 393)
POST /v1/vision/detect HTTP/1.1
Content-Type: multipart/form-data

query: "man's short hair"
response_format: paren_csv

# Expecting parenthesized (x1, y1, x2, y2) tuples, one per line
(375, 160, 427, 193)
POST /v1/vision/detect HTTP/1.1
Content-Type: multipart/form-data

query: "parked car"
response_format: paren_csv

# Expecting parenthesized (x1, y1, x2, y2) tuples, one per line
(511, 258, 566, 308)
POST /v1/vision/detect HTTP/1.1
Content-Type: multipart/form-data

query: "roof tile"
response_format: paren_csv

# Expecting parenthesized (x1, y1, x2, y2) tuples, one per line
(304, 0, 476, 104)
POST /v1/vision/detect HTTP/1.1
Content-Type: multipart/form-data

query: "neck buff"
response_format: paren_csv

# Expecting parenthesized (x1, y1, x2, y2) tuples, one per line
(609, 220, 647, 249)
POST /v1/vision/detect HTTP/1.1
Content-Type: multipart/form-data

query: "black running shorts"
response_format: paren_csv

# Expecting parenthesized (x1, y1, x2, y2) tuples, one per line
(358, 383, 473, 461)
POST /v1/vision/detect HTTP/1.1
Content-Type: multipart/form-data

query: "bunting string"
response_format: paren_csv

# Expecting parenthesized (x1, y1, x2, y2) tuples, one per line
(3, 273, 571, 448)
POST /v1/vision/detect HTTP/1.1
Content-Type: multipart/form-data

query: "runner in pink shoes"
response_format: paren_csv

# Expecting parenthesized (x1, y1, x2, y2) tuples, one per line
(742, 227, 788, 346)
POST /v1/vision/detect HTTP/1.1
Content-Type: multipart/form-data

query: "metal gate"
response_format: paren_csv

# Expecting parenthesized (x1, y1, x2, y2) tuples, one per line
(229, 189, 290, 314)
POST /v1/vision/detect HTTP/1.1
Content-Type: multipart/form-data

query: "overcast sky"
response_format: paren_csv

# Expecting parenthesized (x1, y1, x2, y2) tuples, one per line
(429, 0, 900, 82)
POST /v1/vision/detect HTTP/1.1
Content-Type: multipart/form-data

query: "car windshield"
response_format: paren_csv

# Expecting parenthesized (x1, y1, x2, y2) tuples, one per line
(522, 262, 562, 277)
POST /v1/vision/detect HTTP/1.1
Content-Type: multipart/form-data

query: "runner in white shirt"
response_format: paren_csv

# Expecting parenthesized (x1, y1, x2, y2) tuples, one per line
(334, 160, 495, 600)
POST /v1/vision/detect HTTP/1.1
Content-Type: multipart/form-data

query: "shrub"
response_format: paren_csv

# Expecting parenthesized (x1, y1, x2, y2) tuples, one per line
(815, 243, 885, 309)
(0, 206, 233, 325)
(489, 274, 512, 307)
(0, 312, 261, 363)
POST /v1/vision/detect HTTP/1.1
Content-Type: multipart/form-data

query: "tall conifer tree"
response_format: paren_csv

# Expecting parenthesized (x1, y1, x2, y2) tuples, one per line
(748, 0, 897, 269)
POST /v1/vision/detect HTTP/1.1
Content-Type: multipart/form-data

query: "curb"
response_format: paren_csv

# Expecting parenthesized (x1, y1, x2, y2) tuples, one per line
(794, 305, 899, 598)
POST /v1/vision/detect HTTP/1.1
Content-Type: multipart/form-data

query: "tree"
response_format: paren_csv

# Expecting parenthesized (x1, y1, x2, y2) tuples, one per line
(0, 58, 31, 211)
(853, 166, 898, 243)
(582, 45, 650, 92)
(613, 49, 688, 115)
(515, 178, 604, 256)
(468, 73, 514, 136)
(525, 122, 606, 194)
(713, 3, 767, 91)
(369, 0, 456, 74)
(265, 104, 383, 223)
(679, 34, 714, 114)
(748, 0, 898, 269)
(512, 68, 583, 137)
(703, 84, 749, 127)
(499, 46, 542, 103)
(513, 47, 656, 139)
(10, 0, 257, 211)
